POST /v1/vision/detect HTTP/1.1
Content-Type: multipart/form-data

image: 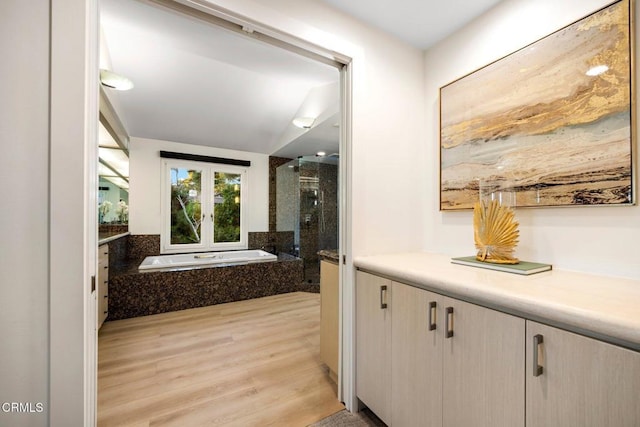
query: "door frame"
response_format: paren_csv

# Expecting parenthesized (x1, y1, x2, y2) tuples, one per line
(50, 0, 99, 424)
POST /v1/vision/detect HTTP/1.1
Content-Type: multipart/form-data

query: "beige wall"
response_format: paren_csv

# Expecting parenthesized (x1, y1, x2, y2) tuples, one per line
(424, 0, 640, 279)
(0, 1, 51, 426)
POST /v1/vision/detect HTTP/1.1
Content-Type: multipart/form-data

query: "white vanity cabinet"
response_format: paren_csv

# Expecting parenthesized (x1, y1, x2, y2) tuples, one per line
(526, 321, 640, 427)
(441, 296, 524, 427)
(390, 279, 443, 427)
(355, 253, 640, 427)
(356, 271, 392, 425)
(320, 259, 340, 382)
(97, 244, 109, 328)
(356, 271, 525, 427)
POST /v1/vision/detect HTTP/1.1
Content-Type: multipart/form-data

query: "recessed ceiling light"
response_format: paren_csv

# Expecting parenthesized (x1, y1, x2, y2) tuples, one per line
(292, 117, 315, 129)
(316, 151, 326, 157)
(586, 65, 609, 77)
(100, 69, 134, 91)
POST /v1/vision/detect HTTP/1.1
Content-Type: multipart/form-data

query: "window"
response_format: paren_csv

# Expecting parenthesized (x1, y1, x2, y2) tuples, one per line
(162, 159, 247, 253)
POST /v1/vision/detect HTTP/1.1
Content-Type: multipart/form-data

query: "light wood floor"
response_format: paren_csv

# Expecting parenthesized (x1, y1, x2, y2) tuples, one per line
(98, 292, 344, 426)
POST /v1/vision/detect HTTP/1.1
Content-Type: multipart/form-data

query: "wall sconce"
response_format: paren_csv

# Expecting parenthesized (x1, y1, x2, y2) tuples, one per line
(292, 117, 315, 129)
(100, 69, 134, 91)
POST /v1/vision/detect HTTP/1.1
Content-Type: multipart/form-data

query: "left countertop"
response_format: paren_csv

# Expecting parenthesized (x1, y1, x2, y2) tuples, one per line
(98, 231, 130, 245)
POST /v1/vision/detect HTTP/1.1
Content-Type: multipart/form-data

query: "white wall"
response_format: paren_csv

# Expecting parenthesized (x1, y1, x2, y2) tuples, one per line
(129, 137, 269, 235)
(0, 2, 50, 425)
(212, 0, 426, 257)
(424, 0, 640, 279)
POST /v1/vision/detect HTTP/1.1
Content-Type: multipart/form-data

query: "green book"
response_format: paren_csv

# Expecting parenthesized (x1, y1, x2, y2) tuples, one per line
(451, 256, 552, 275)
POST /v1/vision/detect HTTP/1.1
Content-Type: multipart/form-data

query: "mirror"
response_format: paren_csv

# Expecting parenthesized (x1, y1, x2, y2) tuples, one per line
(98, 90, 130, 229)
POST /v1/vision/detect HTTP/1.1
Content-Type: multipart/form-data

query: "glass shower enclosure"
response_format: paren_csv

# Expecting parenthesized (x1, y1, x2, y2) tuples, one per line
(275, 155, 338, 284)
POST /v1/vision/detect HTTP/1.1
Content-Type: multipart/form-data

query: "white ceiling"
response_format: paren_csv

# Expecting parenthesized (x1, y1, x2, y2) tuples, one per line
(100, 0, 340, 158)
(322, 0, 504, 49)
(100, 0, 502, 159)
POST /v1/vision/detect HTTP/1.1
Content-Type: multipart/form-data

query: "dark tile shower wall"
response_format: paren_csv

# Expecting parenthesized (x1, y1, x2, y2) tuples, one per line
(248, 231, 294, 255)
(272, 157, 339, 284)
(298, 161, 338, 284)
(318, 162, 338, 252)
(298, 161, 318, 282)
(269, 156, 293, 232)
(105, 235, 128, 272)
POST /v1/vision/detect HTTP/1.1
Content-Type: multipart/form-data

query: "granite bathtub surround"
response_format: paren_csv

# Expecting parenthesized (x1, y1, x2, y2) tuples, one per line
(106, 232, 311, 320)
(109, 253, 304, 320)
(128, 234, 161, 258)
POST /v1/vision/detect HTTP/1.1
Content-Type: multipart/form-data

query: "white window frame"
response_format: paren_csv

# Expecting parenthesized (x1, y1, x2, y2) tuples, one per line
(161, 159, 248, 254)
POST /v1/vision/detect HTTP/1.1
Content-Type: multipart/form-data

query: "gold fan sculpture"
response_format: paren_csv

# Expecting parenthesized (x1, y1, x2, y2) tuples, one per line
(473, 199, 520, 264)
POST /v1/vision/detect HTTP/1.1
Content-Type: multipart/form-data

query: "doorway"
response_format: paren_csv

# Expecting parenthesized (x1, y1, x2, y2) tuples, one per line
(95, 0, 353, 420)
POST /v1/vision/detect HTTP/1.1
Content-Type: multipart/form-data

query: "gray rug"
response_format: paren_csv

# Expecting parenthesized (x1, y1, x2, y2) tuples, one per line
(308, 409, 386, 427)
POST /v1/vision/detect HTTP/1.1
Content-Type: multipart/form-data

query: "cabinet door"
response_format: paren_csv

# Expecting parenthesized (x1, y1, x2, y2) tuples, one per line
(356, 271, 392, 425)
(442, 297, 525, 427)
(97, 244, 109, 328)
(526, 321, 640, 427)
(391, 282, 443, 427)
(320, 260, 339, 378)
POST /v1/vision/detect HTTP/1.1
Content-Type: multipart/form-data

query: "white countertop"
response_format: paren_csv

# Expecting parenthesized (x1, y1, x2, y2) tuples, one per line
(354, 252, 640, 350)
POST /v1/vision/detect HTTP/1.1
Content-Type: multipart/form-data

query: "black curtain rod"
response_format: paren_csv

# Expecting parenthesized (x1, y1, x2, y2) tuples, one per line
(159, 151, 251, 167)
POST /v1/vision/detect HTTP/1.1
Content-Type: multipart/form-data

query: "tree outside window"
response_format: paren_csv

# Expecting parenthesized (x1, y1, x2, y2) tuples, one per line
(214, 172, 241, 243)
(170, 168, 202, 244)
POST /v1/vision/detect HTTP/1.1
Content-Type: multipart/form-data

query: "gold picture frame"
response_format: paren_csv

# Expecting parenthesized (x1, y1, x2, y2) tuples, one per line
(440, 0, 634, 210)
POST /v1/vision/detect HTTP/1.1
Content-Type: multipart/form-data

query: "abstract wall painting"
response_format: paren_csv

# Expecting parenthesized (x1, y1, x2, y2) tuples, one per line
(440, 0, 633, 210)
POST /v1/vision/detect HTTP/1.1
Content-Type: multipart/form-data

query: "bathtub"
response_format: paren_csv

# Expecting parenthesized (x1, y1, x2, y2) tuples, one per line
(138, 249, 277, 272)
(109, 251, 303, 319)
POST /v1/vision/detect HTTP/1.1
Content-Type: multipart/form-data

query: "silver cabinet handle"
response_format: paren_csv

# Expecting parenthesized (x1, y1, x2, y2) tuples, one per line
(445, 307, 454, 338)
(533, 334, 544, 377)
(380, 285, 388, 309)
(428, 301, 437, 331)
